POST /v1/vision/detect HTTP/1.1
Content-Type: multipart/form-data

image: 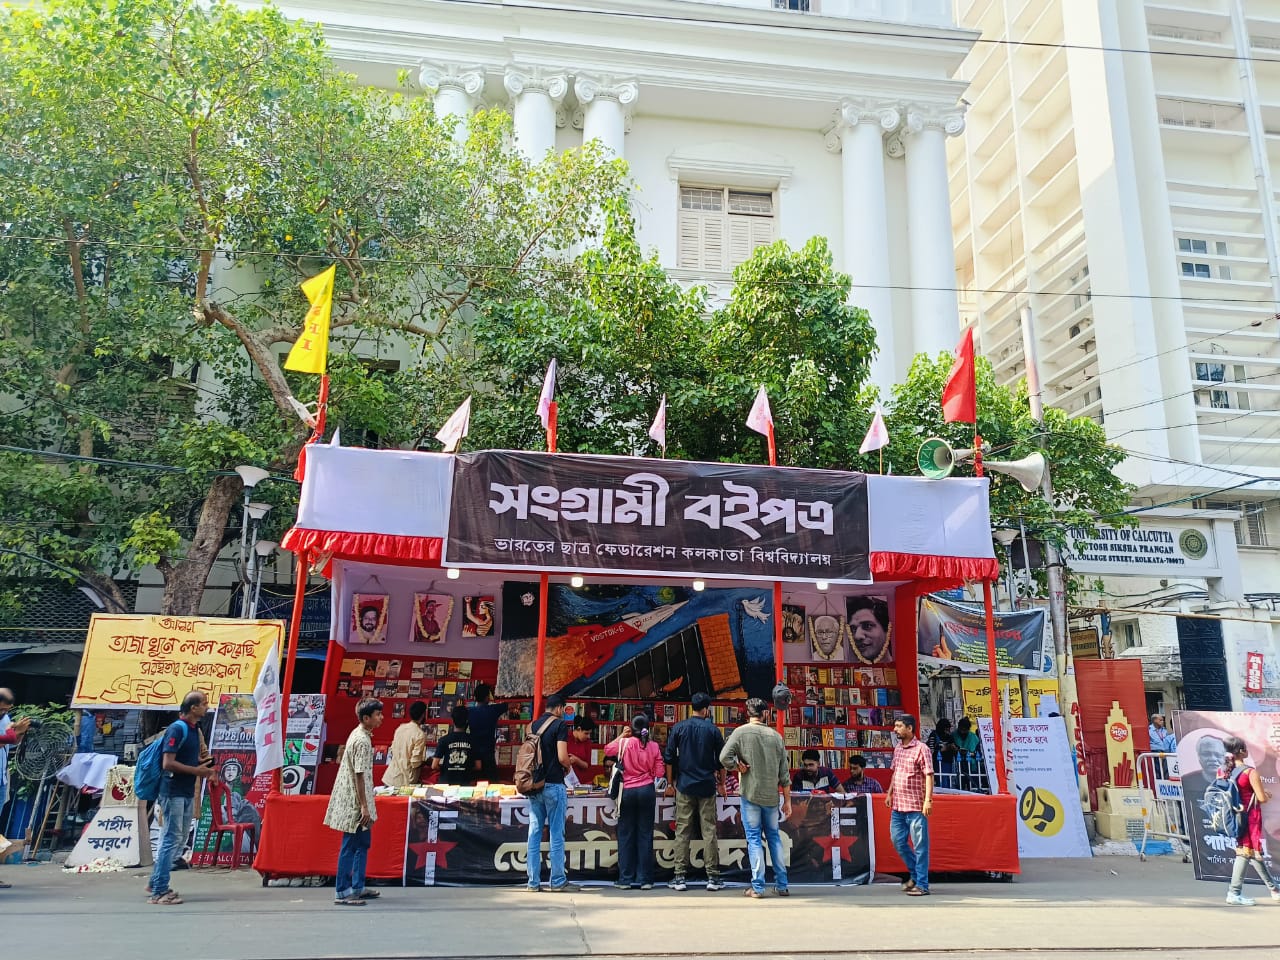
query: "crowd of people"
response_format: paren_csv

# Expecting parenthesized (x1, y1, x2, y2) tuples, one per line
(322, 689, 936, 903)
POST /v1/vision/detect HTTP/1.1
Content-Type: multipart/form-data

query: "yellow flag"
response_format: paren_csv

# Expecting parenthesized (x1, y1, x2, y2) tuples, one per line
(283, 265, 336, 374)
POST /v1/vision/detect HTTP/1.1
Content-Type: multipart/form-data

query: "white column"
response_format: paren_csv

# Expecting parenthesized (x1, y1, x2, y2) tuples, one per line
(902, 105, 966, 360)
(827, 99, 901, 390)
(418, 63, 485, 141)
(573, 75, 638, 160)
(503, 66, 568, 161)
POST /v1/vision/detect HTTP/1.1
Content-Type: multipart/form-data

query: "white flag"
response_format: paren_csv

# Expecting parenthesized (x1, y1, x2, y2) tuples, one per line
(537, 359, 557, 430)
(329, 427, 341, 447)
(435, 395, 472, 453)
(859, 406, 889, 454)
(746, 386, 773, 436)
(648, 395, 667, 450)
(252, 642, 285, 775)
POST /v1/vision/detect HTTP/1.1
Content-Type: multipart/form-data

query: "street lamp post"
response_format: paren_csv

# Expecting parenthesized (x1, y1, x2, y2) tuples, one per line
(250, 540, 278, 619)
(234, 465, 272, 619)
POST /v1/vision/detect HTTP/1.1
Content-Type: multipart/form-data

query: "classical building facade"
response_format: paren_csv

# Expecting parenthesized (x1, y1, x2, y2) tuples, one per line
(949, 0, 1280, 712)
(263, 0, 976, 388)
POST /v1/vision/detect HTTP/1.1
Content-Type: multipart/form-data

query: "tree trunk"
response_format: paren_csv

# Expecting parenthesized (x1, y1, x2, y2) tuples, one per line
(160, 474, 242, 615)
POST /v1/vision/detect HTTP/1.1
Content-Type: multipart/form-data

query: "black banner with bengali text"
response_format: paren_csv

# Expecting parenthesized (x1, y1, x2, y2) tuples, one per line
(443, 451, 869, 583)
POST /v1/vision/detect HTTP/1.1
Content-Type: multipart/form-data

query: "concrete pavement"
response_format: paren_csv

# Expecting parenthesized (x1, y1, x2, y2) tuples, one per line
(6, 854, 1280, 960)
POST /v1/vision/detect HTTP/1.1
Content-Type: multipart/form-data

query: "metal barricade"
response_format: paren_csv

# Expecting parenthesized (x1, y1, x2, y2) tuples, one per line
(1135, 751, 1190, 863)
(933, 749, 990, 793)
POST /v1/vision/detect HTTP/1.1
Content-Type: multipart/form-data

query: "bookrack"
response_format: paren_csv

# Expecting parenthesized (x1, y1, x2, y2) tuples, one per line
(782, 665, 904, 770)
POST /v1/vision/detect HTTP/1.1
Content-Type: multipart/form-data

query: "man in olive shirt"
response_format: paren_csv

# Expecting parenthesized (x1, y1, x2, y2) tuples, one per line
(719, 697, 791, 899)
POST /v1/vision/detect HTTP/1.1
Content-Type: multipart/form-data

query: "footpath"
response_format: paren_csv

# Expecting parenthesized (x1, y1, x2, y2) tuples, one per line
(5, 854, 1279, 960)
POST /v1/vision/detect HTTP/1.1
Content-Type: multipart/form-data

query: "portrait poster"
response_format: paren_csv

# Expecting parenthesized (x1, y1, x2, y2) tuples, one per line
(846, 595, 892, 665)
(1173, 711, 1280, 882)
(782, 604, 807, 645)
(462, 596, 495, 637)
(351, 593, 389, 645)
(411, 594, 454, 644)
(808, 614, 847, 662)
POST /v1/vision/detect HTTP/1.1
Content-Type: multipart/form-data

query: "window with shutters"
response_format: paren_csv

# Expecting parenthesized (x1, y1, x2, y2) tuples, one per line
(1204, 500, 1269, 547)
(677, 186, 776, 272)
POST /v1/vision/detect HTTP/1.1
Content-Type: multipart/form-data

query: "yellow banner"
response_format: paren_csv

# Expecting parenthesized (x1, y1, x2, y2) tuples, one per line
(73, 614, 282, 709)
(283, 265, 336, 374)
(961, 677, 1060, 720)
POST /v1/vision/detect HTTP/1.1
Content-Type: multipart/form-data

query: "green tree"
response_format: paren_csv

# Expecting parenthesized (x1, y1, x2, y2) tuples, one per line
(439, 227, 879, 468)
(881, 352, 1136, 583)
(0, 0, 627, 613)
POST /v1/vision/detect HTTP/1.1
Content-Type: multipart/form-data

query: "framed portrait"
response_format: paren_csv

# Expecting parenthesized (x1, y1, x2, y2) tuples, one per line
(782, 604, 807, 644)
(846, 595, 893, 665)
(808, 613, 847, 662)
(350, 593, 389, 645)
(462, 596, 495, 638)
(411, 593, 454, 644)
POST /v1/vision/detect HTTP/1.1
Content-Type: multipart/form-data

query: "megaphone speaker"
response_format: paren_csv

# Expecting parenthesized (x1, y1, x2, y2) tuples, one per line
(917, 437, 954, 479)
(985, 452, 1047, 493)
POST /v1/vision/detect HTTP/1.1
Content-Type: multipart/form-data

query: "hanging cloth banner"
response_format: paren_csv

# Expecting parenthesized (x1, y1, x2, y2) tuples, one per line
(917, 593, 1051, 676)
(443, 450, 870, 584)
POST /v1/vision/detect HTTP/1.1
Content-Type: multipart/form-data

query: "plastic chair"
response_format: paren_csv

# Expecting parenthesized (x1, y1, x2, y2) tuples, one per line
(199, 781, 258, 869)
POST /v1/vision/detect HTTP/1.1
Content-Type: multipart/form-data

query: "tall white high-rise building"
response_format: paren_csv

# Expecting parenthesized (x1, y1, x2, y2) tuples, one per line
(950, 1, 1280, 711)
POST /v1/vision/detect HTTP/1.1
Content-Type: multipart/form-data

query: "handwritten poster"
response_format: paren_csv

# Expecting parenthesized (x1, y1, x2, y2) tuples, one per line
(72, 614, 282, 709)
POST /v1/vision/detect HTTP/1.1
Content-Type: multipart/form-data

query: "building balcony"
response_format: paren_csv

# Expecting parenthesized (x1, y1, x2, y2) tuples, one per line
(695, 0, 954, 26)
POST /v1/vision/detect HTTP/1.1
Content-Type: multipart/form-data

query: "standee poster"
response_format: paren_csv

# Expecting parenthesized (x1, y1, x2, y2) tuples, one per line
(917, 594, 1049, 675)
(1173, 711, 1280, 882)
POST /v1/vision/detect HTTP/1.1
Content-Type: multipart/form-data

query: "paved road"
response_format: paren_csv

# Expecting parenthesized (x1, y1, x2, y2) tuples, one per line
(6, 855, 1280, 960)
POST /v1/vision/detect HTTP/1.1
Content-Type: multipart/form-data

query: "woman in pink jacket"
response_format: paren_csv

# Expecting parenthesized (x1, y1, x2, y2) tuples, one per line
(607, 714, 665, 890)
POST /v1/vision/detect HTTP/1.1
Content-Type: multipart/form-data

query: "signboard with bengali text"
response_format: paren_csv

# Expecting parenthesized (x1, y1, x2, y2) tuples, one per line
(72, 614, 282, 709)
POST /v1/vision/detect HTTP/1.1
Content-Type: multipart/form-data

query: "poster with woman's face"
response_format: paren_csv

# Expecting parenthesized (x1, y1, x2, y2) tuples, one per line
(411, 593, 454, 644)
(463, 596, 495, 638)
(846, 595, 892, 664)
(808, 614, 847, 661)
(351, 593, 389, 645)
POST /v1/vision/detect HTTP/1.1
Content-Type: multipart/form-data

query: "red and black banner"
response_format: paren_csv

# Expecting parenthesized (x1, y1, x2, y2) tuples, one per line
(404, 793, 873, 886)
(443, 451, 869, 584)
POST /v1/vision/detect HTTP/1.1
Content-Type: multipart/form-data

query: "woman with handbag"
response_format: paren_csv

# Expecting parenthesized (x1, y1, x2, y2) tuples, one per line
(606, 715, 665, 890)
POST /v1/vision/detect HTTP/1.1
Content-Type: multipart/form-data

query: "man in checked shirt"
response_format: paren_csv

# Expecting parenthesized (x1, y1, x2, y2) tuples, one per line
(885, 714, 934, 897)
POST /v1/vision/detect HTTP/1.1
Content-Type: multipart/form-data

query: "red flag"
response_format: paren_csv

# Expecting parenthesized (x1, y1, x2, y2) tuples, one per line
(941, 328, 976, 424)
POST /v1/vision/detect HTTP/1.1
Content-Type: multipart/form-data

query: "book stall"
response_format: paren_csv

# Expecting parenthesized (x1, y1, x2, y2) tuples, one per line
(252, 443, 1020, 886)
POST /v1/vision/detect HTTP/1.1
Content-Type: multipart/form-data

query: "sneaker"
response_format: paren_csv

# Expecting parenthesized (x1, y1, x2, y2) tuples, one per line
(525, 885, 541, 893)
(774, 887, 790, 897)
(1225, 892, 1256, 906)
(705, 878, 726, 892)
(1270, 888, 1280, 902)
(613, 882, 631, 890)
(669, 877, 688, 891)
(640, 883, 654, 890)
(549, 883, 581, 893)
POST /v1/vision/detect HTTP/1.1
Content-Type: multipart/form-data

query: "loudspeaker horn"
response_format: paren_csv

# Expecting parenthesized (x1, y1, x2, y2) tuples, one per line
(916, 437, 975, 480)
(984, 452, 1047, 493)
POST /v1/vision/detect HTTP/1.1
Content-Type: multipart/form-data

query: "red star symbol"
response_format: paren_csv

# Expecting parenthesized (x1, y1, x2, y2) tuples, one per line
(813, 834, 859, 865)
(408, 839, 457, 871)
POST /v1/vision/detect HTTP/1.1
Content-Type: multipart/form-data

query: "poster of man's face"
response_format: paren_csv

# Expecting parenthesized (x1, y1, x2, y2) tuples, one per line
(783, 604, 806, 644)
(351, 593, 389, 645)
(846, 596, 892, 664)
(808, 614, 846, 661)
(411, 593, 454, 644)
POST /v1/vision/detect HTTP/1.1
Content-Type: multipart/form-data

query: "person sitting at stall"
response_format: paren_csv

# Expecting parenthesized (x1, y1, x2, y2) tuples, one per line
(567, 715, 600, 785)
(432, 704, 480, 785)
(382, 700, 428, 788)
(926, 717, 958, 788)
(952, 716, 983, 791)
(791, 749, 839, 792)
(842, 754, 884, 795)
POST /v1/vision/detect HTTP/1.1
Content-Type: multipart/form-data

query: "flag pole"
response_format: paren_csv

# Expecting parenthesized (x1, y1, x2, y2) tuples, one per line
(534, 391, 557, 715)
(764, 422, 784, 735)
(547, 401, 558, 454)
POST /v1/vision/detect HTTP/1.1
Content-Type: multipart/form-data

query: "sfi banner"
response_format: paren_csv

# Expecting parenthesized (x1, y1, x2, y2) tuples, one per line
(917, 594, 1049, 676)
(443, 451, 870, 584)
(404, 792, 873, 886)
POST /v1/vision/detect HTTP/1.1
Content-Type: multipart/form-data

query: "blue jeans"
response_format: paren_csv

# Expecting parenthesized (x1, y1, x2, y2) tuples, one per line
(890, 810, 930, 892)
(526, 783, 568, 889)
(335, 827, 372, 900)
(617, 783, 656, 885)
(149, 795, 193, 896)
(740, 798, 787, 894)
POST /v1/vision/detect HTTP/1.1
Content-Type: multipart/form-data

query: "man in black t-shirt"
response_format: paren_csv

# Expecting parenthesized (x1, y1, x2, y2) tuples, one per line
(525, 695, 575, 892)
(664, 692, 726, 891)
(433, 705, 480, 785)
(468, 683, 507, 781)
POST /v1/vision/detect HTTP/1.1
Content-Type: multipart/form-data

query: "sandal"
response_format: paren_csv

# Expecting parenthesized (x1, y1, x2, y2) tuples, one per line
(356, 890, 380, 899)
(906, 887, 930, 896)
(901, 879, 916, 892)
(334, 897, 366, 906)
(149, 890, 183, 905)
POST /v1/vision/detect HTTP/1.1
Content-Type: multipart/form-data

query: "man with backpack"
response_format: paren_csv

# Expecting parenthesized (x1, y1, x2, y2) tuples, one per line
(523, 694, 576, 893)
(148, 691, 217, 905)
